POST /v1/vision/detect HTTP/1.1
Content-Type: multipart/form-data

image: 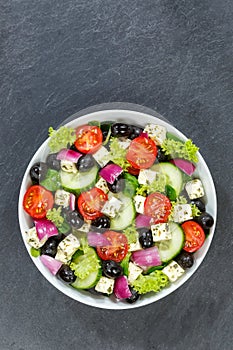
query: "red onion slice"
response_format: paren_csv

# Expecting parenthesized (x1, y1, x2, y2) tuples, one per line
(132, 246, 161, 267)
(34, 218, 58, 240)
(114, 275, 132, 299)
(87, 232, 111, 247)
(99, 164, 123, 184)
(56, 149, 82, 163)
(69, 193, 76, 211)
(40, 255, 63, 275)
(170, 159, 196, 176)
(135, 214, 151, 228)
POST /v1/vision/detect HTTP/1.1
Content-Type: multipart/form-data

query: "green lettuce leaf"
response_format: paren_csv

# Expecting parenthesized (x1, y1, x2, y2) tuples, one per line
(131, 270, 169, 294)
(161, 139, 199, 163)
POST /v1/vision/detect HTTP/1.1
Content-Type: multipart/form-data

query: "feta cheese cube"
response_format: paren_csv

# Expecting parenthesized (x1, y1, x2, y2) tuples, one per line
(173, 204, 193, 223)
(25, 227, 47, 249)
(162, 261, 185, 282)
(138, 169, 157, 185)
(185, 179, 205, 199)
(55, 234, 80, 263)
(118, 139, 131, 150)
(128, 262, 143, 284)
(60, 160, 78, 173)
(54, 189, 70, 207)
(101, 197, 122, 218)
(78, 222, 90, 233)
(151, 223, 171, 242)
(92, 146, 110, 167)
(95, 277, 114, 294)
(143, 124, 167, 145)
(95, 177, 109, 194)
(129, 239, 143, 252)
(133, 195, 146, 214)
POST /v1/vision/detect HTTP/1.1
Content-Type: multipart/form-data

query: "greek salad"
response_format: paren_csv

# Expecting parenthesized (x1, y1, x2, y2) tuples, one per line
(22, 120, 214, 303)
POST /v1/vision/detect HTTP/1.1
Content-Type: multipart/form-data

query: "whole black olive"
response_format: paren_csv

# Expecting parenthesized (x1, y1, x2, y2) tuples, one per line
(107, 176, 125, 193)
(191, 199, 206, 213)
(46, 153, 61, 171)
(69, 144, 79, 152)
(91, 216, 111, 232)
(102, 260, 123, 279)
(175, 251, 194, 269)
(138, 227, 153, 248)
(65, 210, 84, 229)
(156, 147, 169, 162)
(126, 287, 140, 304)
(57, 265, 76, 284)
(41, 237, 60, 257)
(111, 123, 133, 138)
(76, 154, 95, 172)
(29, 162, 48, 184)
(195, 212, 214, 230)
(128, 125, 143, 140)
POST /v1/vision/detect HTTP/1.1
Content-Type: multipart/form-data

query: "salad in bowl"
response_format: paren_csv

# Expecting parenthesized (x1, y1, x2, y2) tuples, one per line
(18, 108, 217, 309)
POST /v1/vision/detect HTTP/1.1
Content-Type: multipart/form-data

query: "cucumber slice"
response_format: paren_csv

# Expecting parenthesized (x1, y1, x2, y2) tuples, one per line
(110, 195, 136, 231)
(157, 223, 184, 262)
(60, 165, 98, 194)
(152, 162, 183, 196)
(71, 269, 102, 290)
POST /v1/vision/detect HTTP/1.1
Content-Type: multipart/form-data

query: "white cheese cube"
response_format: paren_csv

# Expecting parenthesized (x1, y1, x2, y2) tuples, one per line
(60, 160, 78, 173)
(95, 277, 114, 294)
(118, 139, 131, 150)
(92, 146, 110, 167)
(133, 195, 146, 214)
(101, 197, 122, 218)
(143, 124, 167, 145)
(128, 262, 143, 284)
(185, 179, 205, 199)
(138, 169, 157, 185)
(95, 177, 109, 194)
(54, 189, 70, 207)
(55, 234, 80, 263)
(162, 261, 185, 282)
(25, 227, 47, 249)
(129, 239, 143, 252)
(151, 223, 171, 242)
(173, 204, 193, 223)
(78, 222, 90, 233)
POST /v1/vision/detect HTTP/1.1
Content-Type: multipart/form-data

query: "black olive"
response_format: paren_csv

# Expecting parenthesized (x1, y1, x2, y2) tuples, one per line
(102, 130, 109, 142)
(111, 123, 133, 138)
(41, 237, 60, 257)
(126, 287, 140, 304)
(69, 144, 79, 152)
(57, 265, 76, 284)
(102, 260, 123, 279)
(65, 210, 84, 229)
(191, 199, 206, 213)
(195, 212, 214, 230)
(46, 153, 61, 171)
(138, 228, 153, 248)
(29, 162, 48, 184)
(128, 125, 143, 140)
(76, 154, 95, 172)
(175, 251, 194, 269)
(107, 175, 125, 193)
(156, 147, 169, 162)
(91, 216, 111, 232)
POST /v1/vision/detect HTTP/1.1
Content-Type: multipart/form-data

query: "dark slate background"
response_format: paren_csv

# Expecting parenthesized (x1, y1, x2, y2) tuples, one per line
(1, 0, 233, 349)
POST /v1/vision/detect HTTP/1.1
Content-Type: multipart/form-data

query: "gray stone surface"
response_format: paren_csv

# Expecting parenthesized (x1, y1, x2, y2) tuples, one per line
(1, 0, 233, 349)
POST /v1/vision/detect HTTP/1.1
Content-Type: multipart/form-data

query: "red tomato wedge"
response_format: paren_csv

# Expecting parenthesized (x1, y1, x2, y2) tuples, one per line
(74, 125, 103, 154)
(77, 187, 108, 220)
(23, 185, 54, 219)
(182, 221, 205, 253)
(126, 135, 157, 169)
(144, 192, 171, 224)
(96, 231, 128, 262)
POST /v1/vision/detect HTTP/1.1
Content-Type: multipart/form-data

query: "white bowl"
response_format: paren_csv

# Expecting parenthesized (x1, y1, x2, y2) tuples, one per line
(18, 107, 217, 309)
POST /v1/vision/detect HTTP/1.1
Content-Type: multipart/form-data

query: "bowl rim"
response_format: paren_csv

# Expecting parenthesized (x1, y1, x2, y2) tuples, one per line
(18, 106, 217, 310)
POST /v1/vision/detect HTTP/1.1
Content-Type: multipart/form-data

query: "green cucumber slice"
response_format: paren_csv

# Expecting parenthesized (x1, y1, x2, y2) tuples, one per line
(71, 269, 102, 290)
(152, 162, 183, 196)
(157, 223, 184, 262)
(60, 165, 98, 194)
(110, 195, 136, 231)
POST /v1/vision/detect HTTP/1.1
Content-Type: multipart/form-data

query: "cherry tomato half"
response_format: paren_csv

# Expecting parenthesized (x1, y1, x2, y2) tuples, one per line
(144, 192, 171, 224)
(96, 231, 128, 262)
(77, 187, 108, 220)
(74, 125, 103, 154)
(23, 185, 54, 219)
(126, 135, 157, 169)
(181, 221, 205, 253)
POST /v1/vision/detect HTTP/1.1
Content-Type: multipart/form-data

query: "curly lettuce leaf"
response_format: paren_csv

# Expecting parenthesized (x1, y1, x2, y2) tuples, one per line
(70, 247, 100, 280)
(48, 126, 76, 152)
(46, 207, 64, 227)
(107, 137, 130, 170)
(136, 173, 167, 196)
(161, 139, 199, 163)
(131, 270, 169, 294)
(123, 224, 138, 244)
